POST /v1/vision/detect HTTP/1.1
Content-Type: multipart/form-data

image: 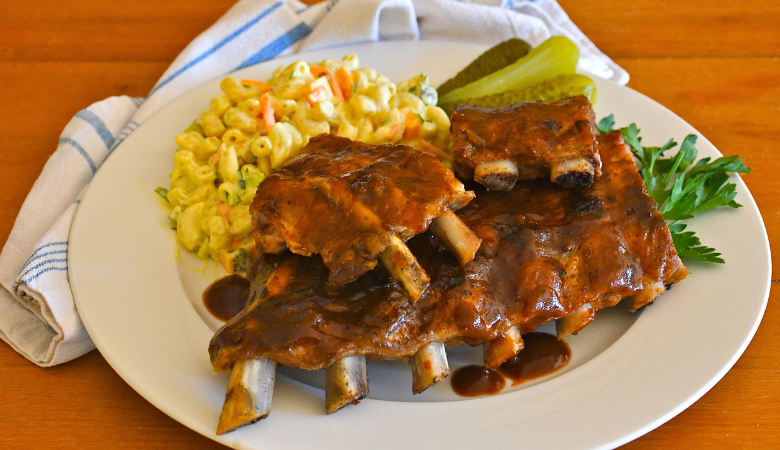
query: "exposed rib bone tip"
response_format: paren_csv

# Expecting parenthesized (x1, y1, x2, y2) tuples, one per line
(430, 210, 482, 265)
(551, 158, 596, 188)
(556, 303, 595, 340)
(217, 358, 276, 435)
(325, 355, 368, 414)
(449, 188, 476, 211)
(628, 281, 666, 312)
(411, 342, 450, 394)
(474, 160, 519, 191)
(380, 234, 430, 301)
(484, 326, 524, 368)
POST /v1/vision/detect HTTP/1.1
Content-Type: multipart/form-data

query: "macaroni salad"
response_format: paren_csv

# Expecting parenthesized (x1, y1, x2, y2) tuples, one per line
(160, 54, 453, 273)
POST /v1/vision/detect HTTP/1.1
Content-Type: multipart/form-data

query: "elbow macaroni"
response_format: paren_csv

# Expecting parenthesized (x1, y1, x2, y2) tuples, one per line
(165, 54, 453, 273)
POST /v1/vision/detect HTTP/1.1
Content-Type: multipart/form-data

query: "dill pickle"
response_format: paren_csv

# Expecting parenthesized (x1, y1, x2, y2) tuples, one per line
(442, 74, 597, 114)
(438, 36, 579, 107)
(437, 38, 531, 98)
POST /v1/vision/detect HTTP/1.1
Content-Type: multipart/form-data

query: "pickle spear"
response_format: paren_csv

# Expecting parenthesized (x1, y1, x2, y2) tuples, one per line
(441, 74, 597, 114)
(438, 36, 579, 107)
(437, 38, 531, 98)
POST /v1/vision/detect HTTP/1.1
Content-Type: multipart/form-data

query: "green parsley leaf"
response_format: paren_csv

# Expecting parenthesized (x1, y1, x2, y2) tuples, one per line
(597, 114, 615, 134)
(668, 223, 724, 264)
(600, 116, 750, 264)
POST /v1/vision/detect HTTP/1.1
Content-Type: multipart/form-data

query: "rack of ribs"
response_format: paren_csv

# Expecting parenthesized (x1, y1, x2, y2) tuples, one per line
(450, 95, 602, 190)
(209, 130, 687, 433)
(251, 134, 481, 301)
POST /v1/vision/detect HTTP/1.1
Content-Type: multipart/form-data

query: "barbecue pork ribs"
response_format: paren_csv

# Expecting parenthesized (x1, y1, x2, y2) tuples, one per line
(250, 134, 480, 300)
(210, 130, 688, 373)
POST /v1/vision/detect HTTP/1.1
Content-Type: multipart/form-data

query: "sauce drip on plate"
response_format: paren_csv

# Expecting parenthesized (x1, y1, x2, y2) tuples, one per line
(450, 365, 505, 397)
(451, 332, 571, 397)
(203, 274, 250, 321)
(498, 332, 571, 386)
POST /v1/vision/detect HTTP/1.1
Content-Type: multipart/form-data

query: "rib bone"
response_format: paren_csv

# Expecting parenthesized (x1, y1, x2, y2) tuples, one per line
(411, 342, 450, 394)
(551, 157, 597, 189)
(325, 355, 368, 414)
(483, 326, 524, 368)
(380, 234, 430, 301)
(556, 302, 595, 340)
(429, 210, 482, 265)
(216, 358, 276, 435)
(628, 281, 667, 312)
(474, 159, 519, 191)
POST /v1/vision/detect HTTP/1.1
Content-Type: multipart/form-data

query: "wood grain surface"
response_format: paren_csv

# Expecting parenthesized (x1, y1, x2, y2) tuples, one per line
(1, 1, 777, 448)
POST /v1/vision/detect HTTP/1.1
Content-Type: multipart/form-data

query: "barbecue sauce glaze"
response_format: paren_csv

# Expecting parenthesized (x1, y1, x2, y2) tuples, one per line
(210, 132, 688, 373)
(203, 274, 250, 322)
(450, 332, 571, 397)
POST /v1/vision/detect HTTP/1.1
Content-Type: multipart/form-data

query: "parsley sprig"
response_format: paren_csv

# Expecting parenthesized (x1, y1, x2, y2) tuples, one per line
(597, 115, 750, 264)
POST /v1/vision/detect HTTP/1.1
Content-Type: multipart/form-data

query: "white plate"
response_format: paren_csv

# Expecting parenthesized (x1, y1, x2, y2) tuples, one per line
(69, 41, 771, 450)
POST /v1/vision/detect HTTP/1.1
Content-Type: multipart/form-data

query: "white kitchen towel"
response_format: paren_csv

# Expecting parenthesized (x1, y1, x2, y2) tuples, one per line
(0, 0, 628, 366)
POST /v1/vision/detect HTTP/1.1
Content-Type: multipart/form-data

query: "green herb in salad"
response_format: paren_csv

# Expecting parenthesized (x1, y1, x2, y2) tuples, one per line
(154, 187, 169, 203)
(598, 115, 750, 264)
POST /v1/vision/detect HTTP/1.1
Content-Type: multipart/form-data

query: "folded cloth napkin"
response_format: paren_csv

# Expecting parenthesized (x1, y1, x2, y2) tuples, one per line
(0, 0, 628, 367)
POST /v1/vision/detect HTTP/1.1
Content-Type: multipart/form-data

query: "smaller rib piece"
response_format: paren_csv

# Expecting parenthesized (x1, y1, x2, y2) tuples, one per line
(217, 358, 276, 435)
(451, 96, 601, 190)
(429, 210, 482, 265)
(411, 342, 450, 394)
(251, 134, 477, 292)
(483, 326, 524, 368)
(325, 355, 368, 414)
(380, 235, 430, 302)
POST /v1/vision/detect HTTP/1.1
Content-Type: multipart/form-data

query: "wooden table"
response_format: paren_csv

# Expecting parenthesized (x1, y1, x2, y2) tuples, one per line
(1, 1, 777, 448)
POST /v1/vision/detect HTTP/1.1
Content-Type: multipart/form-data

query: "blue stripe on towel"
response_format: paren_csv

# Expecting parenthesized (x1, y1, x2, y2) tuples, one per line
(147, 1, 284, 98)
(59, 138, 97, 174)
(17, 258, 68, 282)
(24, 266, 69, 285)
(75, 109, 115, 149)
(22, 250, 68, 270)
(235, 23, 313, 70)
(20, 241, 68, 271)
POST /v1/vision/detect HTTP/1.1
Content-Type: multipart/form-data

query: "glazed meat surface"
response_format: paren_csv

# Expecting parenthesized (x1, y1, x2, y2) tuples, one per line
(451, 96, 601, 190)
(211, 131, 687, 371)
(251, 134, 474, 285)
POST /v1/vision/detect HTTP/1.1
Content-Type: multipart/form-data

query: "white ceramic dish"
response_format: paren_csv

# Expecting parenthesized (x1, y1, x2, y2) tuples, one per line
(69, 41, 771, 450)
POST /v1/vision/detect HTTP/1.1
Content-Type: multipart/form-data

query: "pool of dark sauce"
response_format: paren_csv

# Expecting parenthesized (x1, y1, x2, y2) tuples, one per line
(450, 365, 505, 397)
(203, 274, 250, 321)
(451, 332, 571, 397)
